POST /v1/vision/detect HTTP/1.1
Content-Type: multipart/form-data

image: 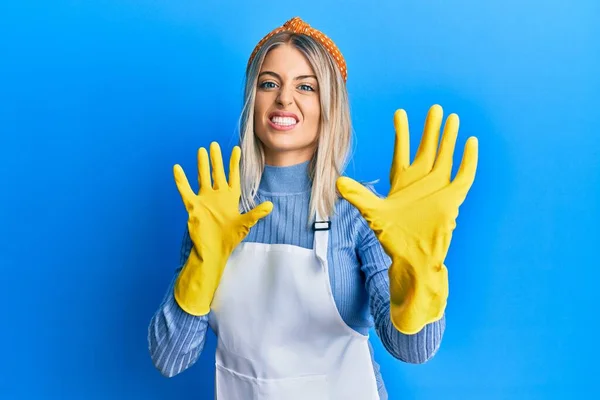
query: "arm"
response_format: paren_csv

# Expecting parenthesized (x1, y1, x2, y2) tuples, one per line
(337, 105, 477, 336)
(147, 227, 209, 377)
(356, 187, 445, 364)
(149, 143, 272, 377)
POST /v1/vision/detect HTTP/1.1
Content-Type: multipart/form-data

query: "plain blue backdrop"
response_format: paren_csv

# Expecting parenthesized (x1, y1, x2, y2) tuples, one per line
(1, 0, 598, 398)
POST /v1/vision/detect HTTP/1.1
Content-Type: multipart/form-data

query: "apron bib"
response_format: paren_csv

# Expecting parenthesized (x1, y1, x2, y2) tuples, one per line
(208, 215, 380, 399)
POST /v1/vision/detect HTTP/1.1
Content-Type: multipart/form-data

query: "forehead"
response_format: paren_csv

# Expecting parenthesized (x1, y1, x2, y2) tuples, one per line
(260, 43, 315, 77)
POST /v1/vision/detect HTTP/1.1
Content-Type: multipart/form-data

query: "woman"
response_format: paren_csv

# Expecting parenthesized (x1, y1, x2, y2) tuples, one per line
(148, 16, 478, 400)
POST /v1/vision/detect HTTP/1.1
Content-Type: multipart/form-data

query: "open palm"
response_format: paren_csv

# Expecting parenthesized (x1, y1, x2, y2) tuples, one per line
(336, 104, 478, 333)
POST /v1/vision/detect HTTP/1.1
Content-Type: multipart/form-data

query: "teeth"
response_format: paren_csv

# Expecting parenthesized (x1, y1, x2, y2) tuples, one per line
(271, 116, 297, 126)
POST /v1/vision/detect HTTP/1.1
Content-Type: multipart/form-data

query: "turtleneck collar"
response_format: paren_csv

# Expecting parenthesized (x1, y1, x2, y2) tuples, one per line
(258, 160, 312, 195)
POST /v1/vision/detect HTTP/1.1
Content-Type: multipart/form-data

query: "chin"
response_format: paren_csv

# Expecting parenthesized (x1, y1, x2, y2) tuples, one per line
(257, 126, 298, 147)
(266, 134, 302, 148)
(258, 135, 317, 162)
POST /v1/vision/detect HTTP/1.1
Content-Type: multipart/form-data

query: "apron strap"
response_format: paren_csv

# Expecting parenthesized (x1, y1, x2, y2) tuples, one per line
(313, 211, 330, 270)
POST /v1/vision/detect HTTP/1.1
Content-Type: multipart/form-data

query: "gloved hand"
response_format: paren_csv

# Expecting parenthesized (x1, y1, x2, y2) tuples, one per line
(173, 142, 273, 316)
(336, 105, 478, 334)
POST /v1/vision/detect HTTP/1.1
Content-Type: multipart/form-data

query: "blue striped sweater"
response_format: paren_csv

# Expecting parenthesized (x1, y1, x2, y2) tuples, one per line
(148, 160, 446, 399)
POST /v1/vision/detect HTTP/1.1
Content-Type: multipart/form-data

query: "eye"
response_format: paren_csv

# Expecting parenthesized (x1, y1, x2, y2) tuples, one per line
(299, 84, 314, 91)
(259, 81, 277, 89)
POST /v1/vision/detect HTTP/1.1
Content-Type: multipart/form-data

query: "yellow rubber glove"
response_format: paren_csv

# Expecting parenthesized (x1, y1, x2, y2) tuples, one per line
(172, 142, 273, 316)
(336, 105, 478, 334)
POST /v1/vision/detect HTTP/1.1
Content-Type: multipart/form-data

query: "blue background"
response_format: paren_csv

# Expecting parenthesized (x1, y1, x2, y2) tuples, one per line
(1, 0, 598, 398)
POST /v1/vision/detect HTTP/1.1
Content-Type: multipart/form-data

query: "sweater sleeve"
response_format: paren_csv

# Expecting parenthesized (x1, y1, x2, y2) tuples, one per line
(147, 227, 210, 377)
(356, 185, 446, 364)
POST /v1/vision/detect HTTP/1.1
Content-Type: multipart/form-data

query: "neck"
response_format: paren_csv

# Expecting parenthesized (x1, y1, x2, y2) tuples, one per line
(259, 159, 312, 194)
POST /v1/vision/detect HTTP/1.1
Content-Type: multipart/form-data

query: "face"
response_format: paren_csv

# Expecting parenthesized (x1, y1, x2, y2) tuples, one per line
(254, 43, 321, 166)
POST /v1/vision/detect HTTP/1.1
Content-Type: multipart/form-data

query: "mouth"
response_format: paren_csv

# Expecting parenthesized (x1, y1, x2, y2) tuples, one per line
(268, 112, 299, 131)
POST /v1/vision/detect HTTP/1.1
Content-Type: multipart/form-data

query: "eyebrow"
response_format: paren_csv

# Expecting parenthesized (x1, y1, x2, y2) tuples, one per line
(258, 71, 317, 81)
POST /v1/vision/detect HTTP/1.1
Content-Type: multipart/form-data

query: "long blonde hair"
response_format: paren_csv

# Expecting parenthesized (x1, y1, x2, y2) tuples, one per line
(238, 31, 352, 225)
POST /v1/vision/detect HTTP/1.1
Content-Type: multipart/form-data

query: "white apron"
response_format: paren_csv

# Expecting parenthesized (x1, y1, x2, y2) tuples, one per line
(208, 216, 380, 400)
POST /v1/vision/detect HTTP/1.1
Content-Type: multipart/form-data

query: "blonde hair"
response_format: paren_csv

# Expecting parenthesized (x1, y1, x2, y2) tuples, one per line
(238, 32, 352, 225)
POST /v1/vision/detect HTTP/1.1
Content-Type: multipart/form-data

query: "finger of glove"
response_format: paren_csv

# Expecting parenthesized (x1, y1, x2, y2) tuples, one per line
(390, 109, 410, 188)
(228, 146, 241, 190)
(450, 136, 478, 205)
(210, 142, 227, 190)
(413, 104, 443, 174)
(433, 113, 459, 180)
(173, 164, 195, 211)
(197, 147, 212, 194)
(243, 201, 274, 228)
(336, 177, 379, 218)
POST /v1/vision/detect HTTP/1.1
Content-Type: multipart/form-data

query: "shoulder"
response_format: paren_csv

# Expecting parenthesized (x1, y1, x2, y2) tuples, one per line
(359, 179, 385, 198)
(335, 176, 385, 211)
(333, 177, 384, 244)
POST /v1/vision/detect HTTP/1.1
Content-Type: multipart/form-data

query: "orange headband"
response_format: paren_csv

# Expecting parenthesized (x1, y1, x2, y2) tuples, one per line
(247, 17, 348, 82)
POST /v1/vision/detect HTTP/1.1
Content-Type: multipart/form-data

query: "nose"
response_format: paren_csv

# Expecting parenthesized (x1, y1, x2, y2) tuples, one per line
(276, 85, 293, 106)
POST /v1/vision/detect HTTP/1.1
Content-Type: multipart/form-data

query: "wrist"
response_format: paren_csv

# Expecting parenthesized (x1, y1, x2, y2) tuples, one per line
(388, 255, 416, 305)
(388, 257, 448, 334)
(174, 248, 227, 316)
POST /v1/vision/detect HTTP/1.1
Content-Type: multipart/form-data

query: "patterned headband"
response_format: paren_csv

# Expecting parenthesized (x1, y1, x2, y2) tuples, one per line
(247, 16, 348, 82)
